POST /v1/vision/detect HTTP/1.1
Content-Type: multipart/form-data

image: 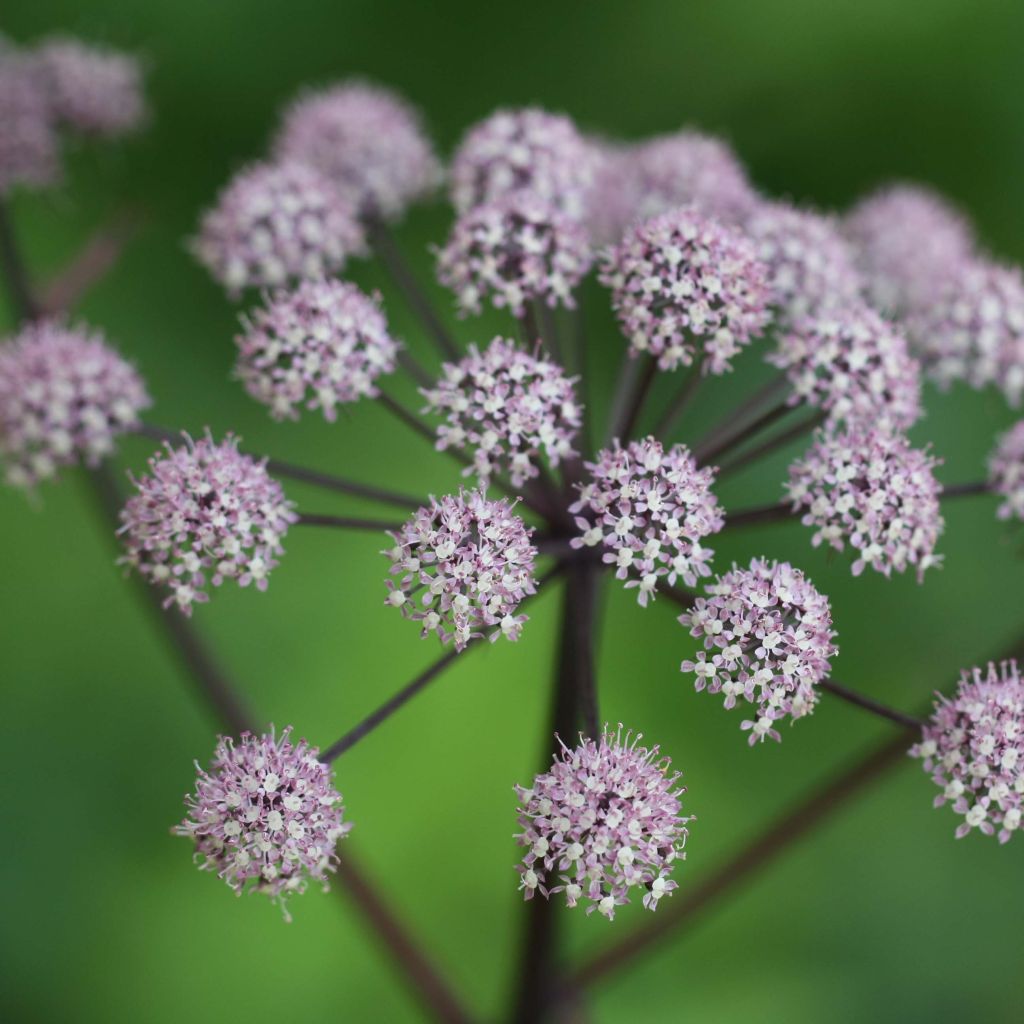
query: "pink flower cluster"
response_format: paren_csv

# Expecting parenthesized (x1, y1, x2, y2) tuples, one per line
(911, 661, 1024, 843)
(601, 204, 771, 373)
(384, 489, 537, 651)
(514, 726, 690, 920)
(787, 426, 944, 580)
(988, 421, 1024, 522)
(570, 437, 724, 605)
(273, 80, 442, 221)
(0, 321, 150, 489)
(119, 433, 298, 613)
(680, 559, 837, 744)
(769, 305, 922, 431)
(435, 190, 592, 317)
(236, 279, 401, 421)
(176, 727, 351, 919)
(422, 337, 581, 488)
(192, 161, 366, 294)
(0, 48, 60, 192)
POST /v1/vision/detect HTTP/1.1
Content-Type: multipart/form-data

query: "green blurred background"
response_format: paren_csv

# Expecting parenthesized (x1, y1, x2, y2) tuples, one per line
(3, 1, 1024, 1021)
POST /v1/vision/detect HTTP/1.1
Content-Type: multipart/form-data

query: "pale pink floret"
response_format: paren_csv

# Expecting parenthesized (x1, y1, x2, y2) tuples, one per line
(514, 725, 691, 920)
(570, 436, 724, 605)
(0, 320, 150, 489)
(236, 279, 401, 421)
(119, 432, 298, 614)
(989, 420, 1024, 522)
(384, 489, 537, 651)
(911, 661, 1024, 843)
(680, 559, 837, 744)
(175, 727, 351, 920)
(422, 336, 581, 488)
(601, 204, 771, 374)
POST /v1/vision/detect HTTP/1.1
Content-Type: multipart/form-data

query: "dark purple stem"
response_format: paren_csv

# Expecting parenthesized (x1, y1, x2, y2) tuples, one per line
(941, 481, 991, 499)
(652, 361, 704, 440)
(693, 398, 793, 466)
(613, 355, 658, 442)
(716, 410, 826, 478)
(0, 197, 40, 320)
(725, 500, 794, 529)
(296, 513, 401, 531)
(819, 679, 925, 730)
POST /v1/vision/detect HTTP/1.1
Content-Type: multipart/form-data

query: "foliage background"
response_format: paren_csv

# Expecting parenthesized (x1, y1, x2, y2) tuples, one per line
(3, 2, 1024, 1021)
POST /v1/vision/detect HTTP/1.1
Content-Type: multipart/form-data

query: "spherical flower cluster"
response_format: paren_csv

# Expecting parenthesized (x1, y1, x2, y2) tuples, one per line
(680, 559, 837, 744)
(422, 337, 581, 488)
(988, 421, 1024, 522)
(0, 321, 150, 489)
(569, 437, 724, 605)
(905, 261, 1024, 406)
(235, 279, 401, 421)
(193, 161, 366, 294)
(514, 726, 690, 920)
(450, 107, 597, 220)
(743, 202, 864, 325)
(119, 433, 298, 613)
(435, 190, 592, 317)
(384, 489, 537, 651)
(175, 727, 351, 918)
(786, 427, 944, 580)
(0, 49, 59, 193)
(38, 37, 145, 137)
(601, 205, 771, 373)
(272, 80, 442, 221)
(844, 183, 974, 317)
(911, 661, 1024, 843)
(768, 305, 923, 430)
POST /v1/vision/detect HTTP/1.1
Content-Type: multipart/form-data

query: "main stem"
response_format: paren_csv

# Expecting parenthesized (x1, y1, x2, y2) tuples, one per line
(0, 197, 40, 320)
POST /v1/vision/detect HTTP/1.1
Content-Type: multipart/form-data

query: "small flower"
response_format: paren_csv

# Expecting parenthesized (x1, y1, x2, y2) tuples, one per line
(911, 661, 1024, 843)
(680, 559, 837, 744)
(435, 189, 592, 317)
(743, 201, 863, 325)
(235, 279, 401, 421)
(844, 183, 975, 317)
(384, 489, 537, 651)
(989, 421, 1024, 522)
(768, 304, 923, 430)
(905, 260, 1024, 407)
(272, 80, 442, 221)
(119, 432, 298, 614)
(422, 337, 581, 488)
(0, 48, 60, 193)
(570, 437, 724, 605)
(601, 204, 771, 374)
(192, 161, 366, 295)
(786, 426, 944, 581)
(514, 725, 691, 920)
(37, 37, 145, 138)
(175, 727, 351, 919)
(0, 320, 150, 490)
(450, 107, 598, 220)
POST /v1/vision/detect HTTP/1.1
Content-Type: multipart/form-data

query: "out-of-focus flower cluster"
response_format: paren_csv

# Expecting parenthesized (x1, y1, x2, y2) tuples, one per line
(680, 559, 837, 744)
(514, 726, 690, 920)
(989, 421, 1024, 522)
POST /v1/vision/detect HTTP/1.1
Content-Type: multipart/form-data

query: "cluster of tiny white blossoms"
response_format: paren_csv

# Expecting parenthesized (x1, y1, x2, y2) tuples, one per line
(570, 437, 724, 605)
(422, 336, 581, 488)
(514, 726, 690, 920)
(743, 201, 864, 325)
(0, 320, 150, 489)
(384, 489, 537, 651)
(680, 559, 837, 744)
(436, 189, 592, 317)
(235, 279, 401, 421)
(787, 426, 944, 580)
(601, 204, 771, 373)
(118, 433, 298, 613)
(192, 161, 366, 294)
(988, 420, 1024, 522)
(768, 304, 923, 431)
(176, 727, 351, 919)
(911, 661, 1024, 843)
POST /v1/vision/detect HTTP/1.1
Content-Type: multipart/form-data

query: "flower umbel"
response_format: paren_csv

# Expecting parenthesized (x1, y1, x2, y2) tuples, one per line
(680, 559, 837, 744)
(384, 489, 537, 651)
(514, 726, 690, 920)
(570, 436, 724, 604)
(119, 432, 298, 613)
(911, 661, 1024, 843)
(175, 727, 351, 919)
(989, 420, 1024, 522)
(0, 49, 59, 193)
